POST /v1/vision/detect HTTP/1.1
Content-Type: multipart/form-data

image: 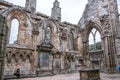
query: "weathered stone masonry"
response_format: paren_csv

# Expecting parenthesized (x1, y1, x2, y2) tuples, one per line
(0, 0, 120, 79)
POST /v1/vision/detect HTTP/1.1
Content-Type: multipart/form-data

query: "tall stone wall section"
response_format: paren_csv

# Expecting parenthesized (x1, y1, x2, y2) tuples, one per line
(0, 1, 81, 77)
(78, 0, 119, 73)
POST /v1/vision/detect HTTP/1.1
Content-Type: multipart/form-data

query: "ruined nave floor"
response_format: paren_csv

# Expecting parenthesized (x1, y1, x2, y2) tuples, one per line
(9, 72, 120, 80)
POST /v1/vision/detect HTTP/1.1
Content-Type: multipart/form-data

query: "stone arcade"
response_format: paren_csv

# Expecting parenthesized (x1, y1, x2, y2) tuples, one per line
(0, 0, 120, 79)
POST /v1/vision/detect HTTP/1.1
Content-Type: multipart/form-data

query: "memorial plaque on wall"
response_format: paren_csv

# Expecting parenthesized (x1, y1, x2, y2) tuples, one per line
(39, 52, 49, 67)
(55, 60, 61, 68)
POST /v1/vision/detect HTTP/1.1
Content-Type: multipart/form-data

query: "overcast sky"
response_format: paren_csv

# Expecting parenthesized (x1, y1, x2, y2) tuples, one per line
(118, 0, 120, 13)
(5, 0, 88, 24)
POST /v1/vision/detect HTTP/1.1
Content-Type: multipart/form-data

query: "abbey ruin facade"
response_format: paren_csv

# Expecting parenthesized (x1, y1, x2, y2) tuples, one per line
(0, 0, 120, 79)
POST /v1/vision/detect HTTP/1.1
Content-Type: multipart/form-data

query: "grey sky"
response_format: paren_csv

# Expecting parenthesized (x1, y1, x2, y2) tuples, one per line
(5, 0, 88, 24)
(118, 0, 120, 13)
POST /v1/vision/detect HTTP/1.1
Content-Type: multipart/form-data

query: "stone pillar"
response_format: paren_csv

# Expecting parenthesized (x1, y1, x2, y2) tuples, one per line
(51, 0, 61, 21)
(102, 35, 116, 73)
(109, 0, 120, 69)
(32, 21, 40, 75)
(25, 0, 36, 13)
(31, 35, 38, 75)
(0, 15, 7, 80)
(82, 41, 89, 67)
(100, 14, 117, 73)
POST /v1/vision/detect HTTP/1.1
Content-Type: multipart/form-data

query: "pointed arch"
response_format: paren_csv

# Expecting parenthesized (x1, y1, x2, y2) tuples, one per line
(85, 21, 102, 51)
(3, 7, 33, 45)
(5, 8, 26, 44)
(42, 19, 59, 46)
(45, 19, 58, 34)
(85, 20, 102, 41)
(89, 28, 102, 51)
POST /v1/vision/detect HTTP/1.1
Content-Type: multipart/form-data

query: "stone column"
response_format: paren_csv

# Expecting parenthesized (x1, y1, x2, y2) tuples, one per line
(102, 35, 116, 73)
(82, 40, 89, 67)
(0, 15, 7, 80)
(61, 29, 67, 69)
(32, 26, 39, 75)
(100, 14, 117, 73)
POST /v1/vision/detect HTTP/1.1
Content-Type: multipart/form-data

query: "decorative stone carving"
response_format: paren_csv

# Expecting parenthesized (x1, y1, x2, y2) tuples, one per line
(32, 18, 42, 35)
(61, 28, 67, 40)
(100, 15, 111, 35)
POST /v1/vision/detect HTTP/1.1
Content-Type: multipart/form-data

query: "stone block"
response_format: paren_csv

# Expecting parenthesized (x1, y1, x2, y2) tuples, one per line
(79, 69, 100, 80)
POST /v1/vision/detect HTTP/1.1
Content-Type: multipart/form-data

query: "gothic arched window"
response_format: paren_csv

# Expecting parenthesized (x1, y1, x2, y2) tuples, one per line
(70, 32, 75, 50)
(46, 27, 51, 41)
(89, 28, 102, 51)
(9, 19, 19, 44)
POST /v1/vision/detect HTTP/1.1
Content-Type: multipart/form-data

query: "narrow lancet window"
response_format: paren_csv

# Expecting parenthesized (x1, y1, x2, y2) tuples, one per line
(70, 32, 75, 50)
(9, 19, 19, 44)
(46, 27, 51, 41)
